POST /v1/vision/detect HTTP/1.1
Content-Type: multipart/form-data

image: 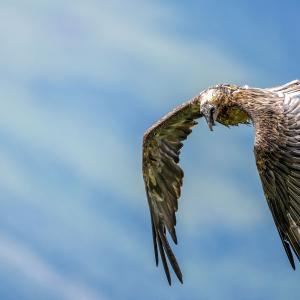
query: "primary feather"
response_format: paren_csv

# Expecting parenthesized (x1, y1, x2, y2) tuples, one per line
(143, 98, 201, 284)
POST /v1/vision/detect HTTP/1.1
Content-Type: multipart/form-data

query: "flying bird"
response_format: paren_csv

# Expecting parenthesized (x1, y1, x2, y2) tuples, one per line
(142, 80, 300, 285)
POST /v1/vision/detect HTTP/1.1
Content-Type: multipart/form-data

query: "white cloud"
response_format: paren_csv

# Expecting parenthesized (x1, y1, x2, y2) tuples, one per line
(0, 0, 261, 103)
(0, 82, 142, 201)
(0, 232, 106, 300)
(0, 2, 297, 299)
(0, 0, 262, 210)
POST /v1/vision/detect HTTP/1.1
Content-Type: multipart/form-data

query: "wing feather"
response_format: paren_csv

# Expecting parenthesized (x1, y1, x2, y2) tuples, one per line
(142, 96, 201, 284)
(255, 82, 300, 269)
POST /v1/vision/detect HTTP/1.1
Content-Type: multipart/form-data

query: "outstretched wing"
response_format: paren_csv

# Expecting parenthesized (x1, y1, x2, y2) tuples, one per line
(255, 80, 300, 269)
(142, 96, 201, 284)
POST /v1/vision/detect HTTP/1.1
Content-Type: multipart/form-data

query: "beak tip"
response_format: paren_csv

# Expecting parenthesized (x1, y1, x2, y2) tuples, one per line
(207, 120, 214, 131)
(202, 106, 216, 132)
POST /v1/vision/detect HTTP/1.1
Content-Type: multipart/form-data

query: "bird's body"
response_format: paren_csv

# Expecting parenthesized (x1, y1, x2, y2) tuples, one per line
(142, 80, 300, 284)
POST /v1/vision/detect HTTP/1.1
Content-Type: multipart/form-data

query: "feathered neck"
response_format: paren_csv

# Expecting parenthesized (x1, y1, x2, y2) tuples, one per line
(229, 88, 283, 126)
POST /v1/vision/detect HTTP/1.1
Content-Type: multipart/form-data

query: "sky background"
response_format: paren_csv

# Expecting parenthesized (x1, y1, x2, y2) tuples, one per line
(0, 0, 300, 299)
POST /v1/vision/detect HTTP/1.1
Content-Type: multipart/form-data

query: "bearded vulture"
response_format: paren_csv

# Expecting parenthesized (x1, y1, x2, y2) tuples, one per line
(142, 80, 300, 284)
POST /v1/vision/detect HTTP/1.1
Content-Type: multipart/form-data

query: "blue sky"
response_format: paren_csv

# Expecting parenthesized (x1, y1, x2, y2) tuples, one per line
(0, 1, 300, 299)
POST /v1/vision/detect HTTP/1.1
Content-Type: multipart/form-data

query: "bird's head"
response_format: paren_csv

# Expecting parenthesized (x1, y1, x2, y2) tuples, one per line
(199, 85, 241, 130)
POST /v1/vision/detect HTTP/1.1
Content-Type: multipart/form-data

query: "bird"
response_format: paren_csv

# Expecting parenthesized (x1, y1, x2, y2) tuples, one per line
(142, 80, 300, 285)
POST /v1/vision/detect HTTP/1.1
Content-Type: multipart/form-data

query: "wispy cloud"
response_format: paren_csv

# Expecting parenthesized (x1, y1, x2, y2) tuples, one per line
(0, 81, 141, 201)
(0, 0, 261, 106)
(0, 232, 106, 300)
(0, 0, 263, 211)
(0, 1, 298, 299)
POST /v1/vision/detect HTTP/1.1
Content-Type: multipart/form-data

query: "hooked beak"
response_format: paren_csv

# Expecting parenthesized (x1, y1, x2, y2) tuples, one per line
(202, 105, 216, 131)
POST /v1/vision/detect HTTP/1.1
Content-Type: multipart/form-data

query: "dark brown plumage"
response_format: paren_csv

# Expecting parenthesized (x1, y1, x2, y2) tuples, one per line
(142, 80, 300, 284)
